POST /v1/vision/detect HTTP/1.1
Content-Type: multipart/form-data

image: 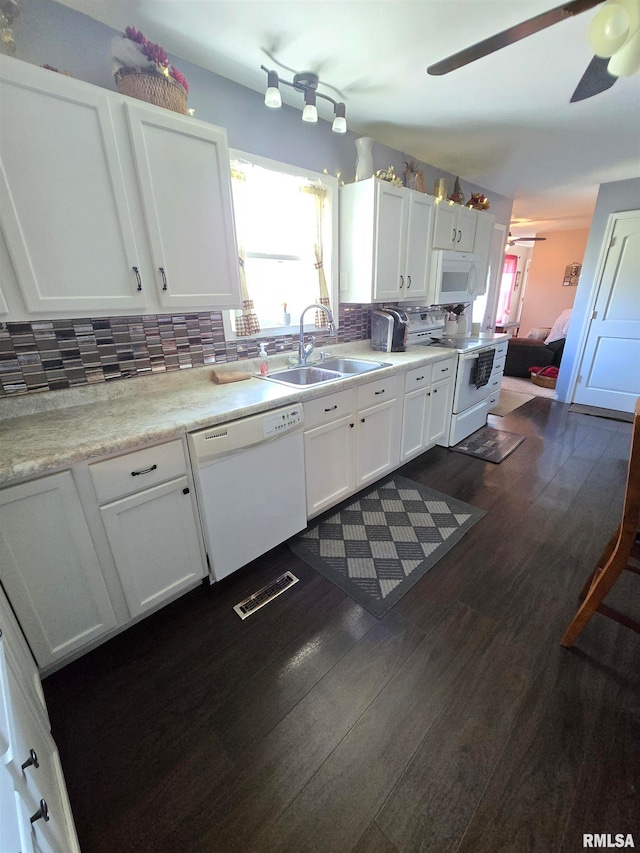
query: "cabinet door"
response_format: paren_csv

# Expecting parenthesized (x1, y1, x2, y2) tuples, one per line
(304, 415, 355, 518)
(432, 202, 457, 249)
(356, 397, 401, 487)
(400, 386, 430, 462)
(426, 377, 453, 447)
(0, 57, 146, 314)
(456, 206, 477, 252)
(403, 192, 434, 301)
(472, 211, 495, 296)
(100, 476, 206, 618)
(124, 101, 241, 309)
(6, 666, 79, 853)
(373, 182, 407, 301)
(0, 472, 117, 668)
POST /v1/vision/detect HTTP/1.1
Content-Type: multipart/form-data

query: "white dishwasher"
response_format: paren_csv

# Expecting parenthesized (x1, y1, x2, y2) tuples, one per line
(187, 405, 307, 582)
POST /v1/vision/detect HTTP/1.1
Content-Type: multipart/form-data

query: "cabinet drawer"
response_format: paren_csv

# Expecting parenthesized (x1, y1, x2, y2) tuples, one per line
(357, 373, 399, 410)
(432, 356, 457, 382)
(404, 363, 433, 393)
(492, 355, 506, 375)
(90, 439, 187, 504)
(494, 340, 508, 358)
(303, 389, 355, 430)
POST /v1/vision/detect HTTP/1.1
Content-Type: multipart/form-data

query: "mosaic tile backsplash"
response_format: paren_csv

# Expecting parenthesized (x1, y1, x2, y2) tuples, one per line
(0, 304, 372, 397)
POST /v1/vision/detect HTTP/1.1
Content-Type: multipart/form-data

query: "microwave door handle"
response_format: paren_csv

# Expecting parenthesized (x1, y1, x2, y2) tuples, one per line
(468, 263, 478, 298)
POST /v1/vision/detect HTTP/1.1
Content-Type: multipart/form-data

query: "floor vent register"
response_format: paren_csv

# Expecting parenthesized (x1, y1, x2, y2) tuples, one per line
(233, 571, 299, 620)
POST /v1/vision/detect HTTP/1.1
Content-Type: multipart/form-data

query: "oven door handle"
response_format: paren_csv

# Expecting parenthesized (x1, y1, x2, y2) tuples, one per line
(463, 353, 480, 361)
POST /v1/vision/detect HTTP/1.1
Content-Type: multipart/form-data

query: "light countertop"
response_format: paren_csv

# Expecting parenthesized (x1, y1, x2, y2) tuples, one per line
(0, 342, 466, 487)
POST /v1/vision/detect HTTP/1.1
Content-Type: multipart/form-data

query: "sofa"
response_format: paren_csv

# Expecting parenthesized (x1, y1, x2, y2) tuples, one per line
(504, 310, 571, 378)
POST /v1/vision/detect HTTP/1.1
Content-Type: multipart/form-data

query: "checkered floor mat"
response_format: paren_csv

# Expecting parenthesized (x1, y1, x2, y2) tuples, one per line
(289, 475, 485, 617)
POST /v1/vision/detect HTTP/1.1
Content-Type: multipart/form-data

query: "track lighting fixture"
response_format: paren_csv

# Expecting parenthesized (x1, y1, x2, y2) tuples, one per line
(264, 69, 282, 108)
(261, 65, 347, 133)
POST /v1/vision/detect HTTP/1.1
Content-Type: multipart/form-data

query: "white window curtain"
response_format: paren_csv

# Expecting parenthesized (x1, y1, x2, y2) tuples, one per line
(231, 169, 260, 337)
(302, 185, 331, 329)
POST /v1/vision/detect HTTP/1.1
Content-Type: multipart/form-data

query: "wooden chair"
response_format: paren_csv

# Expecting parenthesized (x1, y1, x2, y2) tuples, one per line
(561, 397, 640, 648)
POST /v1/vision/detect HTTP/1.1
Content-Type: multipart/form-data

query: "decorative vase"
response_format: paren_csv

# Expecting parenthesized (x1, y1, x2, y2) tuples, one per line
(354, 137, 374, 182)
(0, 0, 20, 57)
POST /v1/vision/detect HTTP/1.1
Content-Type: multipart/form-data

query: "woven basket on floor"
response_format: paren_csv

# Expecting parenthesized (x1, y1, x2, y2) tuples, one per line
(115, 68, 187, 114)
(531, 373, 557, 389)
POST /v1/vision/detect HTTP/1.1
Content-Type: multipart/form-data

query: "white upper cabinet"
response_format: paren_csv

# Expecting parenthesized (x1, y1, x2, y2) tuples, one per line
(340, 178, 435, 303)
(0, 56, 241, 319)
(124, 102, 241, 310)
(472, 210, 496, 296)
(432, 200, 477, 252)
(0, 57, 146, 315)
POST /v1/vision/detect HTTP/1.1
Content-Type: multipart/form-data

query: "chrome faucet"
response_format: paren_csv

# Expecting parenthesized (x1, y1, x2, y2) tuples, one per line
(298, 304, 336, 365)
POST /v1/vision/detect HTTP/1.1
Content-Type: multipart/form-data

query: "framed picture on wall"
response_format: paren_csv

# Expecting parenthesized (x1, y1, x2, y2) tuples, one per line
(563, 262, 581, 286)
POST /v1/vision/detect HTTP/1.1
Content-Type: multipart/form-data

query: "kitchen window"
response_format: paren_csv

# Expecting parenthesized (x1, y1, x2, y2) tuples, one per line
(225, 151, 339, 339)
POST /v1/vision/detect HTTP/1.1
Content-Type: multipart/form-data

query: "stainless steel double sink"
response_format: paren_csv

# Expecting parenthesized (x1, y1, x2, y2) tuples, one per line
(259, 357, 391, 387)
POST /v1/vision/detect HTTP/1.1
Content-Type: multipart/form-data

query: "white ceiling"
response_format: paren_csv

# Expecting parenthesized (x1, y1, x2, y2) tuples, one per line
(58, 0, 640, 236)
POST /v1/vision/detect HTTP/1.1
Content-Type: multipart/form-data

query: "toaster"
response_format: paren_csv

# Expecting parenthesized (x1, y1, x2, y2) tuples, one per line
(370, 309, 408, 352)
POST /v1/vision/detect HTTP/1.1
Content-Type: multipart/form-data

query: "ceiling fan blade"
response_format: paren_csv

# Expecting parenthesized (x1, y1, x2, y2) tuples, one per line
(427, 0, 605, 76)
(570, 54, 619, 101)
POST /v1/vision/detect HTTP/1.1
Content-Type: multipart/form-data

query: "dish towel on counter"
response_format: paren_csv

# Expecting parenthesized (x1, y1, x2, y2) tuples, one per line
(472, 349, 495, 388)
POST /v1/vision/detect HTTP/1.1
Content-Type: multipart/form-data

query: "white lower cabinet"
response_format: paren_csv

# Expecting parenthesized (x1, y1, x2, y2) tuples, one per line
(90, 437, 207, 619)
(1, 586, 80, 853)
(401, 358, 455, 461)
(303, 376, 401, 518)
(355, 375, 401, 487)
(0, 471, 117, 669)
(99, 474, 206, 617)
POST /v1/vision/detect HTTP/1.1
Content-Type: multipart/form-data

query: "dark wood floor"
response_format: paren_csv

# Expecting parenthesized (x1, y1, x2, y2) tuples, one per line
(43, 397, 640, 853)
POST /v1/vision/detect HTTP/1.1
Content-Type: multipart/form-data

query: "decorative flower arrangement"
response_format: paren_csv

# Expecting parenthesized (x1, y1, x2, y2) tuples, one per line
(375, 165, 403, 187)
(466, 192, 490, 211)
(111, 26, 189, 93)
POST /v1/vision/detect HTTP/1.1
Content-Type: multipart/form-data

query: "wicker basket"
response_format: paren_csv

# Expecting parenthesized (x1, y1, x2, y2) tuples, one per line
(115, 68, 187, 114)
(531, 372, 557, 389)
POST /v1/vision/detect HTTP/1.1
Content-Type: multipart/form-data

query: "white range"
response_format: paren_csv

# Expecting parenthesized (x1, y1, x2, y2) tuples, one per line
(404, 309, 509, 446)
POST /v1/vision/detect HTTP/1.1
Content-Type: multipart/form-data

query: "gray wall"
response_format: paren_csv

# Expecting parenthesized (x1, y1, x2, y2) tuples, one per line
(556, 176, 640, 402)
(16, 0, 513, 225)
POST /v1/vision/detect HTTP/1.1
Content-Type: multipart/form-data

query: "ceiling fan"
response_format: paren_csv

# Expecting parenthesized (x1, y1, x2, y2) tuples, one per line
(427, 0, 640, 102)
(506, 233, 548, 248)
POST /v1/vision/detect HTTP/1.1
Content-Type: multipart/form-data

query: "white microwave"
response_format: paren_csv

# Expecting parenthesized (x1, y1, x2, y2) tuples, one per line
(430, 250, 478, 304)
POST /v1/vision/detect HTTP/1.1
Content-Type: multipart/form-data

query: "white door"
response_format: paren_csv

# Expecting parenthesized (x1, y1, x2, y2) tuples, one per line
(100, 476, 206, 617)
(403, 192, 434, 300)
(356, 398, 400, 486)
(0, 472, 117, 668)
(432, 202, 457, 250)
(573, 211, 640, 412)
(0, 59, 146, 314)
(426, 377, 453, 447)
(456, 206, 477, 252)
(400, 387, 430, 461)
(373, 182, 407, 301)
(124, 101, 241, 309)
(304, 416, 355, 518)
(479, 223, 508, 334)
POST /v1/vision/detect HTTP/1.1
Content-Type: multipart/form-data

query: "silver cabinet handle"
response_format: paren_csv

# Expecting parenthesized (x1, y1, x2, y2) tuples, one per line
(21, 749, 39, 771)
(159, 267, 168, 291)
(30, 799, 49, 824)
(132, 267, 142, 292)
(131, 464, 158, 477)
